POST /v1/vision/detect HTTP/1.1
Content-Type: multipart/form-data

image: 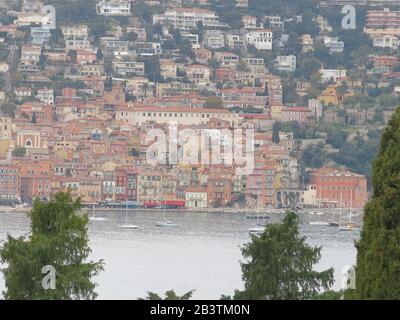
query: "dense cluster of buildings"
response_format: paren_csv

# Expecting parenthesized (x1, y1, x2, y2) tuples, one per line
(0, 0, 378, 209)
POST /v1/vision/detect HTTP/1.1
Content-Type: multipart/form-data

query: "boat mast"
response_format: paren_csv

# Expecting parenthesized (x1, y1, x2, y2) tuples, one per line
(339, 192, 342, 225)
(349, 188, 353, 223)
(162, 174, 166, 219)
(125, 198, 128, 224)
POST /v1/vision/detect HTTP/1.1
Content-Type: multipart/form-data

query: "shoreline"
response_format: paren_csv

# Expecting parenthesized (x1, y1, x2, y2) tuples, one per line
(0, 206, 286, 215)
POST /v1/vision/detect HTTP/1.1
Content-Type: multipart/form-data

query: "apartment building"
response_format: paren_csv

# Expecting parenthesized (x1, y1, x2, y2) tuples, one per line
(160, 60, 178, 79)
(214, 52, 240, 68)
(116, 106, 239, 126)
(185, 187, 208, 208)
(96, 0, 131, 16)
(281, 106, 311, 123)
(310, 167, 368, 208)
(275, 55, 297, 72)
(0, 165, 21, 204)
(264, 16, 284, 29)
(319, 68, 347, 82)
(207, 166, 233, 207)
(373, 35, 398, 49)
(185, 64, 211, 85)
(365, 8, 400, 36)
(203, 30, 225, 49)
(300, 34, 314, 52)
(324, 36, 344, 53)
(112, 61, 145, 76)
(61, 25, 92, 50)
(19, 45, 41, 72)
(245, 29, 273, 50)
(20, 45, 42, 63)
(153, 8, 228, 31)
(217, 87, 267, 110)
(242, 15, 257, 29)
(30, 26, 52, 46)
(246, 162, 277, 208)
(226, 34, 245, 49)
(242, 57, 266, 73)
(181, 32, 200, 48)
(36, 88, 54, 106)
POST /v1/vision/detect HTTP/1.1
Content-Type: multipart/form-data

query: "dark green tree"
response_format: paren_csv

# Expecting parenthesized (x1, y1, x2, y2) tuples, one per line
(205, 96, 223, 109)
(272, 122, 280, 144)
(31, 112, 37, 124)
(0, 192, 104, 300)
(353, 107, 400, 299)
(234, 212, 334, 300)
(140, 290, 195, 300)
(12, 147, 26, 158)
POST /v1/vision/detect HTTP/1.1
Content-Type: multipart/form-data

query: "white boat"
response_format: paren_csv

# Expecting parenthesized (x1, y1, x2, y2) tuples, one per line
(89, 205, 109, 222)
(309, 221, 330, 226)
(248, 226, 265, 235)
(156, 219, 178, 228)
(89, 216, 108, 222)
(248, 196, 266, 234)
(119, 201, 139, 230)
(155, 175, 178, 228)
(119, 223, 139, 229)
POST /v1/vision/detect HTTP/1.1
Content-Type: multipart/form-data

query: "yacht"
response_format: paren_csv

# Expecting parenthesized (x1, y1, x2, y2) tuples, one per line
(156, 175, 178, 228)
(339, 222, 360, 232)
(248, 196, 267, 235)
(309, 221, 330, 226)
(339, 190, 360, 232)
(119, 201, 139, 229)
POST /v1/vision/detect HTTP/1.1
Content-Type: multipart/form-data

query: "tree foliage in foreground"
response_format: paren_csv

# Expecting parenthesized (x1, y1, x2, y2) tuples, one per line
(234, 212, 334, 300)
(0, 192, 104, 300)
(140, 290, 195, 300)
(353, 106, 400, 299)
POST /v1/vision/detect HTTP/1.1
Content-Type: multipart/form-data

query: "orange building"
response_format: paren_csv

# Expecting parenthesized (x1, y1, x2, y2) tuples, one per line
(207, 166, 233, 207)
(0, 165, 21, 204)
(310, 167, 368, 208)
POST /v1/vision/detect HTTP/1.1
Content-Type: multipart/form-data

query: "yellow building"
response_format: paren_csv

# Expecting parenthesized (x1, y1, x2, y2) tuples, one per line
(185, 188, 208, 208)
(270, 105, 283, 119)
(160, 60, 178, 79)
(318, 85, 339, 105)
(0, 139, 11, 158)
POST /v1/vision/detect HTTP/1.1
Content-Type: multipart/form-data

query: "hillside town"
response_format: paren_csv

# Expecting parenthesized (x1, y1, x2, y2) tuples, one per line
(3, 0, 399, 211)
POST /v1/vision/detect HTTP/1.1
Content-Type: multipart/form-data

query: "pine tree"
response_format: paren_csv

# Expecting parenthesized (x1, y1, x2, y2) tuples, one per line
(272, 122, 280, 144)
(234, 212, 334, 300)
(140, 290, 195, 300)
(0, 192, 104, 300)
(353, 106, 400, 299)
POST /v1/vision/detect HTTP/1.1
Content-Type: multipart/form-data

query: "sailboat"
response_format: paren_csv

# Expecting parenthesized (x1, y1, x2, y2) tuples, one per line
(156, 175, 178, 228)
(309, 202, 329, 226)
(339, 189, 360, 232)
(249, 196, 266, 235)
(119, 200, 139, 229)
(329, 194, 342, 227)
(89, 204, 108, 222)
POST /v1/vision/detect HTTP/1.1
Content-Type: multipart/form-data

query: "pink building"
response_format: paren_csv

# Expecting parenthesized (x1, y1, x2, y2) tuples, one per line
(281, 106, 311, 123)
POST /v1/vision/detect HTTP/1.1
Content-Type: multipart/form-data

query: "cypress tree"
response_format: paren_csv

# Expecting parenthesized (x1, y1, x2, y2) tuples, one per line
(272, 122, 280, 144)
(354, 106, 400, 299)
(235, 212, 334, 300)
(0, 192, 104, 300)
